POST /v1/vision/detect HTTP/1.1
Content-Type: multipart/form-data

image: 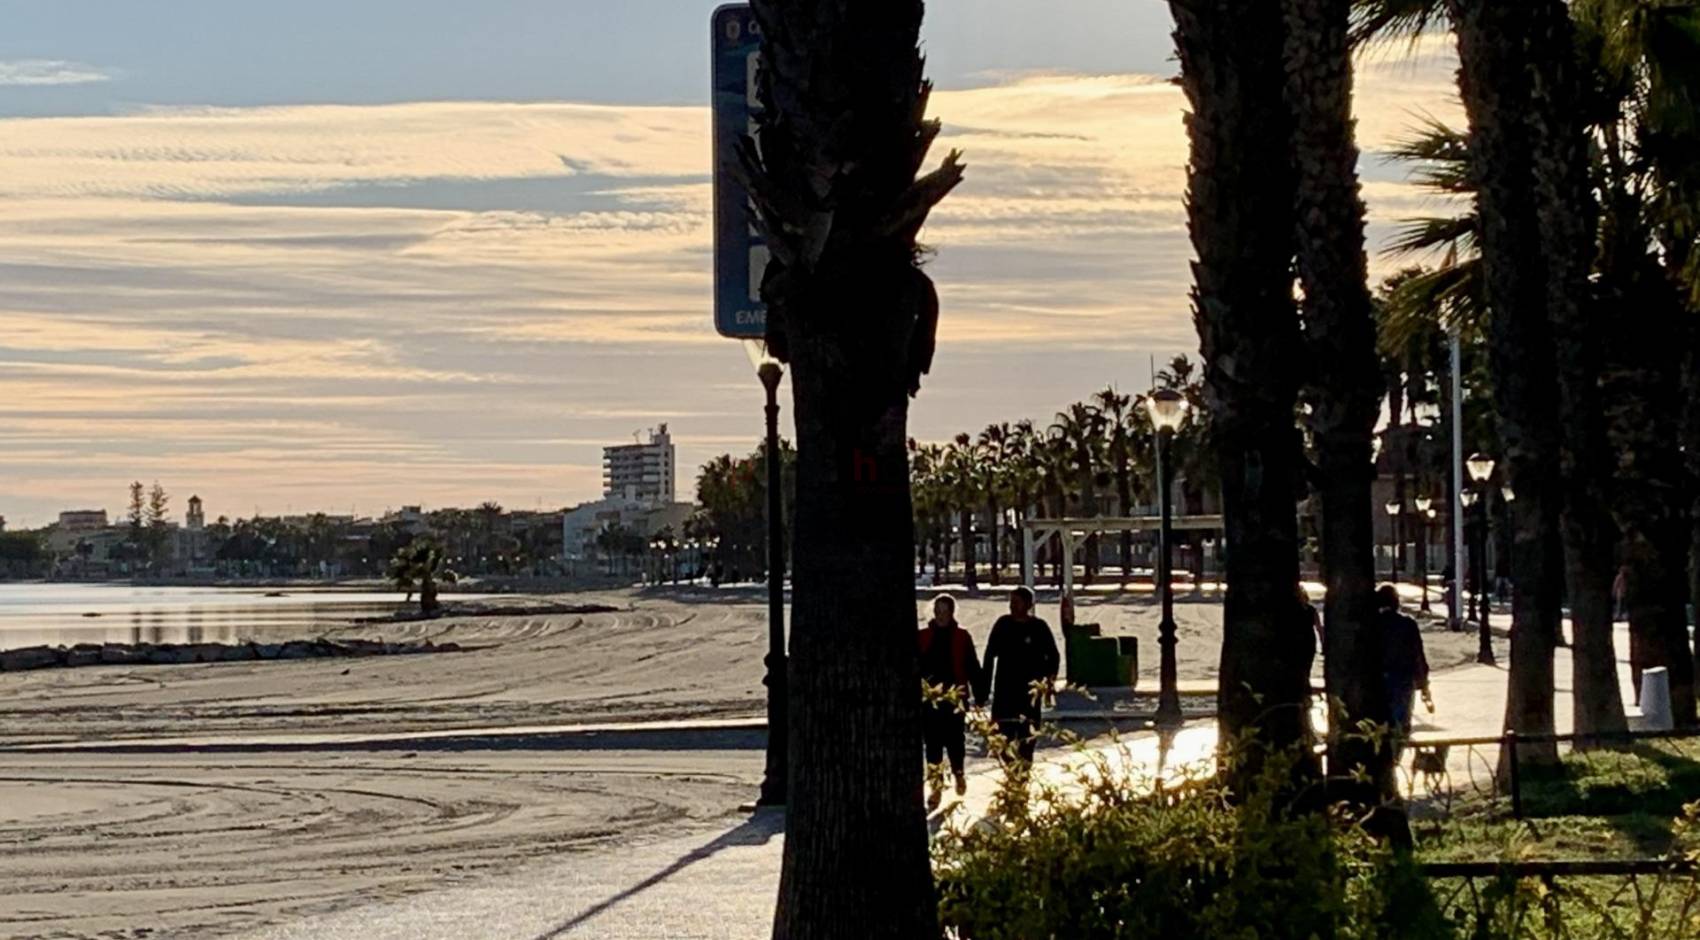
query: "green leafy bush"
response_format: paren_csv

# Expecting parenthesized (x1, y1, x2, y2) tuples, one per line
(931, 731, 1700, 939)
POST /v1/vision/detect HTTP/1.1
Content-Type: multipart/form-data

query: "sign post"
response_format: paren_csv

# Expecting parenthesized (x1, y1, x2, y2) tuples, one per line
(711, 4, 768, 339)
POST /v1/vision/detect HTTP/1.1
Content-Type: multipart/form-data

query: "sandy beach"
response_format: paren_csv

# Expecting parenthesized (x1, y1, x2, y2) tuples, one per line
(0, 585, 1480, 938)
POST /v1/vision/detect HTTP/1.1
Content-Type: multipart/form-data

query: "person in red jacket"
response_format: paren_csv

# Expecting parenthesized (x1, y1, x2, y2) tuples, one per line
(918, 593, 984, 809)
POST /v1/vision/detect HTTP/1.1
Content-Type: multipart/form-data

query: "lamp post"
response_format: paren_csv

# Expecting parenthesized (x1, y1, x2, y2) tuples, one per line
(1147, 387, 1190, 731)
(1384, 498, 1403, 584)
(1415, 496, 1434, 612)
(745, 340, 788, 807)
(1464, 452, 1496, 665)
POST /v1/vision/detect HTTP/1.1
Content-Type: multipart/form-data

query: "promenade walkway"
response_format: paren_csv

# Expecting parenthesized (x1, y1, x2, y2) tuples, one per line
(240, 620, 1640, 939)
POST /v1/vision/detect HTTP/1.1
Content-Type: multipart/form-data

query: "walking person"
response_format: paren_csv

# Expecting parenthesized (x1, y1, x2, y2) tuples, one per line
(1377, 585, 1431, 749)
(917, 593, 983, 810)
(980, 586, 1060, 768)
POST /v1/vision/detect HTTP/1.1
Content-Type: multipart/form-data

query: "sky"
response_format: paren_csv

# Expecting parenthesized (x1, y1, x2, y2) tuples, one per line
(0, 1, 1461, 529)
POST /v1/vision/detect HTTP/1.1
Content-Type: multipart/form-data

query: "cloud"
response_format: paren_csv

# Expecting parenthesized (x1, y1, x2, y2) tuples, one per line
(0, 59, 114, 87)
(0, 55, 1461, 526)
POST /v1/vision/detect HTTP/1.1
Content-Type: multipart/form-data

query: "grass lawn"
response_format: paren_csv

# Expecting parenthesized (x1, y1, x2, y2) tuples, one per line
(1405, 741, 1700, 937)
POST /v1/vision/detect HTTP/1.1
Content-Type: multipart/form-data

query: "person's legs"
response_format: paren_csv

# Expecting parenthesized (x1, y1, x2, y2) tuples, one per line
(1388, 687, 1414, 753)
(995, 718, 1027, 766)
(998, 715, 1039, 765)
(923, 709, 948, 809)
(944, 711, 967, 794)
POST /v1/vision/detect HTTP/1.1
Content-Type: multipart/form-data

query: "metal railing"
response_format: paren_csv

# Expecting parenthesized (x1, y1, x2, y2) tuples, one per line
(1400, 727, 1700, 820)
(1415, 859, 1700, 939)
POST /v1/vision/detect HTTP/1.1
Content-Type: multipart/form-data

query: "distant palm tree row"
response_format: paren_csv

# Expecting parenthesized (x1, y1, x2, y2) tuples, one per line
(909, 355, 1217, 588)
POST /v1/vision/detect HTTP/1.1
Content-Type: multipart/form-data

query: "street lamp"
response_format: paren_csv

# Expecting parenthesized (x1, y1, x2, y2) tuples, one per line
(1146, 387, 1190, 731)
(1466, 453, 1496, 485)
(1414, 496, 1434, 611)
(744, 339, 788, 807)
(1383, 498, 1403, 584)
(1459, 487, 1494, 665)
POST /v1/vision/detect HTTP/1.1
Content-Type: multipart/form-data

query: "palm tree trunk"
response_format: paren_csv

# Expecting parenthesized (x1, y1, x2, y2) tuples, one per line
(1522, 0, 1628, 740)
(1602, 265, 1697, 727)
(1116, 464, 1135, 580)
(959, 508, 976, 589)
(985, 497, 1001, 586)
(420, 574, 438, 616)
(745, 2, 959, 935)
(1170, 0, 1315, 788)
(1281, 0, 1391, 806)
(1688, 324, 1700, 698)
(1450, 0, 1563, 773)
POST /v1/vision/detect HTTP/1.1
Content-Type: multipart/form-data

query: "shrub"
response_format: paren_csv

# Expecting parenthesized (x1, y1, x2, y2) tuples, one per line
(931, 729, 1700, 939)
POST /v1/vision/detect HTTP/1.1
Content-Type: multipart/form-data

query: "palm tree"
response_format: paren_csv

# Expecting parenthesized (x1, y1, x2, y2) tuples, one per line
(1444, 0, 1569, 773)
(1284, 0, 1393, 806)
(1049, 402, 1105, 584)
(976, 422, 1016, 585)
(997, 419, 1046, 583)
(388, 538, 455, 616)
(1579, 0, 1700, 726)
(1169, 0, 1313, 782)
(1091, 387, 1140, 580)
(943, 433, 981, 588)
(740, 2, 963, 932)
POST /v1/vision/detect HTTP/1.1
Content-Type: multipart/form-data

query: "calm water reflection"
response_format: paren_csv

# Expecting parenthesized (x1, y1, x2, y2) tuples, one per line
(0, 583, 457, 650)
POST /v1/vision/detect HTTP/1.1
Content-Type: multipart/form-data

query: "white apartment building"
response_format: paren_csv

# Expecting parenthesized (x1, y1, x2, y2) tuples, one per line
(602, 424, 675, 505)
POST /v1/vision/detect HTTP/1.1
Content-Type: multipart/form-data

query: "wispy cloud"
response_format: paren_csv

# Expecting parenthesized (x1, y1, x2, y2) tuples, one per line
(0, 59, 114, 87)
(0, 55, 1460, 526)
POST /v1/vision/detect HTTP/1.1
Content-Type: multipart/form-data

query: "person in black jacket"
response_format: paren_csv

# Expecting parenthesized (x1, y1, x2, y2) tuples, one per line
(980, 586, 1060, 766)
(1378, 585, 1431, 744)
(918, 593, 983, 808)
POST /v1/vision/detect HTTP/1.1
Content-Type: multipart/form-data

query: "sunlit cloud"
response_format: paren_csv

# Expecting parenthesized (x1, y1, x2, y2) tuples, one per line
(0, 50, 1459, 526)
(0, 59, 114, 87)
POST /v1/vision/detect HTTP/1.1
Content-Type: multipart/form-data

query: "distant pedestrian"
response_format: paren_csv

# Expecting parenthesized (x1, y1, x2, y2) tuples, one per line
(1299, 585, 1323, 650)
(1377, 585, 1431, 745)
(981, 586, 1060, 767)
(918, 593, 983, 809)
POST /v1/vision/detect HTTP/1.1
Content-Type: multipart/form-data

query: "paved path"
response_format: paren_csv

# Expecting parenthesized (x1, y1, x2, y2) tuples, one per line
(236, 621, 1641, 939)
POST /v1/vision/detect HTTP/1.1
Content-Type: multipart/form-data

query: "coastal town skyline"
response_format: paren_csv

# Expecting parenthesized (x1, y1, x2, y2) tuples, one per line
(0, 1, 1458, 529)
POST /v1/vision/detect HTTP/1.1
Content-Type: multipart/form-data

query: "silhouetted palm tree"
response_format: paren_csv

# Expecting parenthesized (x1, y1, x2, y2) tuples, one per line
(740, 1, 963, 932)
(388, 538, 454, 616)
(1284, 0, 1391, 807)
(1170, 0, 1312, 780)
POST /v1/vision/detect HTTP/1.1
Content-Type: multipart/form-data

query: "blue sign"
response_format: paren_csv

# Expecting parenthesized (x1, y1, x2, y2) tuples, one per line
(711, 4, 767, 339)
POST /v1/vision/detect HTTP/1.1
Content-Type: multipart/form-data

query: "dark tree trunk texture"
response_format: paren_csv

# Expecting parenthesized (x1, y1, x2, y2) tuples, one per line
(1450, 0, 1562, 773)
(959, 508, 977, 589)
(743, 1, 963, 935)
(1524, 0, 1629, 739)
(1688, 318, 1700, 696)
(1171, 0, 1315, 789)
(985, 498, 1002, 586)
(1117, 459, 1135, 580)
(1282, 0, 1393, 805)
(1603, 260, 1698, 726)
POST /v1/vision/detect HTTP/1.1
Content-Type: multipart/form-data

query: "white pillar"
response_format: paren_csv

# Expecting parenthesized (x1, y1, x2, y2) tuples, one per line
(1639, 667, 1674, 731)
(1061, 531, 1077, 598)
(1022, 525, 1035, 587)
(1450, 328, 1466, 628)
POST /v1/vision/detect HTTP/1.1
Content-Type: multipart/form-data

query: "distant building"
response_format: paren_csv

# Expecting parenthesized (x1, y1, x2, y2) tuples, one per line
(603, 425, 675, 505)
(186, 495, 205, 531)
(57, 509, 109, 532)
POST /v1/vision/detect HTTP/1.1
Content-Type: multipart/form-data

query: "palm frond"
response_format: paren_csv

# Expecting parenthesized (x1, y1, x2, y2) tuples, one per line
(1376, 263, 1485, 356)
(1385, 116, 1473, 194)
(1386, 215, 1479, 257)
(1350, 0, 1450, 49)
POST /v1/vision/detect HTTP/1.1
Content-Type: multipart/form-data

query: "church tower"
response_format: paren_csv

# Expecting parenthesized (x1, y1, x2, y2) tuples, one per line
(186, 495, 205, 531)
